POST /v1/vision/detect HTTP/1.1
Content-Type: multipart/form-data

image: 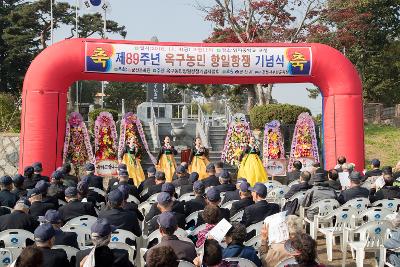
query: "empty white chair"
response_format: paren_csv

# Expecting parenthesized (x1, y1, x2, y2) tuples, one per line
(61, 224, 91, 249)
(221, 200, 237, 210)
(352, 207, 393, 228)
(342, 198, 370, 214)
(127, 194, 140, 205)
(276, 257, 297, 267)
(0, 248, 13, 267)
(303, 199, 340, 239)
(65, 215, 97, 229)
(224, 257, 258, 267)
(264, 180, 282, 191)
(318, 206, 357, 261)
(89, 187, 106, 197)
(0, 229, 34, 248)
(245, 221, 264, 237)
(230, 210, 244, 223)
(109, 242, 135, 264)
(178, 260, 196, 267)
(344, 220, 392, 267)
(288, 180, 300, 188)
(373, 199, 400, 212)
(52, 245, 79, 261)
(267, 186, 289, 203)
(243, 234, 261, 248)
(185, 210, 203, 227)
(179, 193, 196, 202)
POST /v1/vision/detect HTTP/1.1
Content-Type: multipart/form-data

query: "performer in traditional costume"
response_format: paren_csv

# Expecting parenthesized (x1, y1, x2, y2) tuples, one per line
(188, 137, 210, 180)
(121, 135, 145, 186)
(157, 136, 177, 182)
(237, 136, 268, 186)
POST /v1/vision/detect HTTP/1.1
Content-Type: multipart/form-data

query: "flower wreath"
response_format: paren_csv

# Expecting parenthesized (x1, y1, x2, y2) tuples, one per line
(63, 112, 94, 165)
(263, 120, 285, 167)
(94, 112, 118, 161)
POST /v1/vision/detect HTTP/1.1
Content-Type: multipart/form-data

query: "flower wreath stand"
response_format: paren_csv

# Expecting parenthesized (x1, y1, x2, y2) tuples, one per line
(263, 120, 287, 177)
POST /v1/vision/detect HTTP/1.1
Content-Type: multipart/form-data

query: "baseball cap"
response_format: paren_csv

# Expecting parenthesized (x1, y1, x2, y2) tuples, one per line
(91, 218, 116, 237)
(176, 165, 186, 174)
(249, 183, 268, 198)
(108, 189, 124, 204)
(236, 178, 248, 184)
(349, 171, 362, 181)
(189, 172, 199, 183)
(206, 163, 215, 172)
(147, 166, 156, 174)
(35, 180, 50, 194)
(118, 169, 129, 177)
(77, 181, 89, 194)
(27, 188, 41, 198)
(193, 180, 205, 192)
(51, 171, 64, 181)
(157, 211, 177, 229)
(239, 181, 250, 192)
(371, 159, 381, 166)
(24, 166, 34, 176)
(34, 223, 56, 242)
(39, 209, 62, 224)
(65, 187, 78, 197)
(219, 170, 230, 180)
(12, 174, 24, 184)
(118, 184, 130, 200)
(32, 162, 43, 172)
(155, 171, 166, 180)
(16, 198, 31, 208)
(85, 163, 95, 172)
(161, 183, 175, 194)
(157, 192, 172, 205)
(117, 163, 127, 171)
(0, 175, 12, 185)
(206, 187, 221, 202)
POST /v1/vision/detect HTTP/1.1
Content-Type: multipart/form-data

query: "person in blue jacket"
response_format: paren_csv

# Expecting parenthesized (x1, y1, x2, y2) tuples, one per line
(222, 222, 262, 267)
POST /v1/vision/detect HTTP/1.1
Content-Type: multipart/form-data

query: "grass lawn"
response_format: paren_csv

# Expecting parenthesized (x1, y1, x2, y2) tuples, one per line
(364, 124, 400, 167)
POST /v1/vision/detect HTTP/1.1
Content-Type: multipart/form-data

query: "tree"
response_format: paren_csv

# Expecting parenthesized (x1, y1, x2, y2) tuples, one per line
(104, 82, 146, 112)
(0, 0, 127, 94)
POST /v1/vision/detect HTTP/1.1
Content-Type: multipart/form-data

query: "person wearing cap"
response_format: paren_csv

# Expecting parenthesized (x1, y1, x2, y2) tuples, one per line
(337, 171, 369, 204)
(138, 166, 157, 192)
(0, 198, 38, 232)
(214, 170, 236, 193)
(34, 223, 70, 267)
(230, 181, 254, 217)
(202, 163, 220, 188)
(142, 171, 166, 201)
(215, 161, 224, 178)
(58, 187, 97, 223)
(47, 171, 67, 201)
(61, 163, 78, 187)
(237, 136, 268, 186)
(35, 180, 59, 209)
(28, 188, 56, 220)
(120, 135, 146, 187)
(196, 187, 230, 226)
(145, 182, 185, 222)
(106, 169, 140, 200)
(241, 183, 280, 227)
(284, 171, 312, 199)
(76, 218, 134, 267)
(0, 175, 18, 208)
(156, 136, 178, 182)
(364, 158, 383, 181)
(301, 172, 337, 220)
(98, 189, 142, 237)
(179, 172, 199, 196)
(147, 192, 186, 236)
(22, 166, 35, 190)
(116, 184, 144, 221)
(12, 174, 26, 198)
(77, 180, 106, 207)
(172, 165, 190, 187)
(83, 163, 104, 190)
(31, 162, 50, 185)
(221, 178, 247, 205)
(369, 173, 400, 202)
(39, 209, 79, 249)
(184, 180, 206, 217)
(188, 137, 210, 180)
(286, 160, 303, 185)
(145, 211, 197, 262)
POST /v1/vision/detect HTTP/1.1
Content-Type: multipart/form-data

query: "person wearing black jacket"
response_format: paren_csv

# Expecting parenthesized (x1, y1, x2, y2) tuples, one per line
(34, 223, 70, 267)
(0, 199, 39, 232)
(83, 163, 104, 190)
(116, 184, 144, 221)
(230, 181, 254, 218)
(369, 174, 400, 202)
(22, 166, 36, 190)
(139, 166, 157, 192)
(180, 172, 199, 197)
(12, 174, 26, 198)
(61, 163, 78, 187)
(28, 188, 56, 220)
(142, 171, 166, 201)
(172, 165, 191, 187)
(35, 180, 59, 209)
(327, 169, 342, 190)
(31, 162, 50, 185)
(196, 187, 230, 226)
(202, 163, 220, 188)
(47, 171, 67, 201)
(184, 180, 206, 217)
(338, 172, 369, 204)
(39, 209, 79, 249)
(0, 175, 18, 208)
(77, 181, 105, 207)
(364, 159, 383, 182)
(106, 169, 140, 200)
(214, 170, 236, 193)
(58, 187, 97, 223)
(286, 160, 302, 185)
(284, 171, 312, 199)
(221, 178, 247, 205)
(98, 189, 142, 237)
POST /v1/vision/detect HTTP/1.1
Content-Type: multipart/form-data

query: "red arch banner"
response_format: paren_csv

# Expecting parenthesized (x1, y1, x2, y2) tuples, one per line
(19, 39, 364, 175)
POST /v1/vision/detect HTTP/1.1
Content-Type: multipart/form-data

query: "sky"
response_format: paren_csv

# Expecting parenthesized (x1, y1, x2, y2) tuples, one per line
(54, 0, 322, 115)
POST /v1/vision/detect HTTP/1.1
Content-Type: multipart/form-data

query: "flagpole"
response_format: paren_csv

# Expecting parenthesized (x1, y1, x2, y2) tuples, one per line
(75, 0, 79, 111)
(101, 8, 107, 108)
(50, 0, 54, 45)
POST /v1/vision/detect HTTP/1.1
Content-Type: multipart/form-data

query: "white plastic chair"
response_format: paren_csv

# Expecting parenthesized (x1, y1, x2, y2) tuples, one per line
(221, 200, 237, 210)
(0, 229, 34, 248)
(303, 199, 340, 239)
(276, 257, 297, 267)
(343, 220, 392, 267)
(108, 242, 135, 264)
(179, 193, 196, 202)
(0, 248, 13, 267)
(65, 215, 97, 229)
(140, 247, 148, 267)
(282, 191, 306, 207)
(52, 245, 79, 261)
(147, 193, 160, 203)
(264, 180, 282, 191)
(178, 260, 195, 267)
(230, 210, 244, 222)
(111, 229, 138, 244)
(175, 228, 189, 239)
(380, 245, 400, 267)
(175, 186, 181, 196)
(220, 192, 226, 203)
(243, 234, 261, 248)
(138, 201, 153, 217)
(288, 180, 300, 188)
(185, 210, 203, 226)
(361, 176, 381, 189)
(89, 187, 106, 197)
(373, 199, 400, 212)
(127, 194, 140, 205)
(352, 207, 393, 228)
(342, 197, 370, 214)
(224, 257, 258, 267)
(61, 224, 91, 249)
(318, 206, 357, 261)
(139, 188, 148, 198)
(245, 221, 264, 237)
(266, 186, 289, 204)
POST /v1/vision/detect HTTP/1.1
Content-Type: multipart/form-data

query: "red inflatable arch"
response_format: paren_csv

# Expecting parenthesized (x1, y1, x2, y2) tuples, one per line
(19, 38, 364, 175)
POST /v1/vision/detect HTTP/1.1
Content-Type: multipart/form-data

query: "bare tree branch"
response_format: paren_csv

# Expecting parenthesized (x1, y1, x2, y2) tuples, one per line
(290, 0, 315, 42)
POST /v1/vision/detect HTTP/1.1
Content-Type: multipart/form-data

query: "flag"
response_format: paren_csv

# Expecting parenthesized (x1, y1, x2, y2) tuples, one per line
(83, 0, 110, 11)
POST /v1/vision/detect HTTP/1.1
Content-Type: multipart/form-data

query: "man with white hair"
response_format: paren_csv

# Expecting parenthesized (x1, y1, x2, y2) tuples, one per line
(0, 199, 38, 232)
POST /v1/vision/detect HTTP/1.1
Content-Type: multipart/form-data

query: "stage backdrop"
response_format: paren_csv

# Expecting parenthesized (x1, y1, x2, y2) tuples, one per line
(19, 39, 364, 175)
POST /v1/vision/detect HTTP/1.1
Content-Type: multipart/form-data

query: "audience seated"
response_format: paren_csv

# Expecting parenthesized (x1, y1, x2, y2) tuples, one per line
(337, 171, 369, 204)
(221, 178, 247, 205)
(47, 171, 67, 201)
(28, 188, 55, 220)
(184, 180, 206, 217)
(364, 158, 383, 181)
(107, 168, 140, 200)
(22, 166, 36, 190)
(0, 175, 18, 208)
(146, 246, 179, 267)
(142, 171, 166, 201)
(82, 163, 104, 190)
(334, 156, 346, 172)
(214, 170, 236, 193)
(58, 187, 97, 223)
(302, 173, 337, 220)
(31, 162, 50, 185)
(117, 184, 144, 221)
(327, 169, 341, 190)
(180, 172, 199, 196)
(0, 198, 38, 232)
(98, 189, 142, 237)
(139, 166, 157, 192)
(286, 160, 302, 185)
(195, 239, 234, 267)
(172, 165, 191, 187)
(369, 173, 400, 202)
(283, 232, 325, 267)
(12, 246, 43, 267)
(77, 180, 105, 207)
(196, 204, 220, 248)
(34, 223, 70, 267)
(61, 163, 78, 187)
(197, 188, 230, 226)
(146, 211, 196, 262)
(284, 171, 312, 199)
(230, 181, 254, 217)
(35, 180, 59, 209)
(11, 174, 26, 198)
(202, 163, 220, 188)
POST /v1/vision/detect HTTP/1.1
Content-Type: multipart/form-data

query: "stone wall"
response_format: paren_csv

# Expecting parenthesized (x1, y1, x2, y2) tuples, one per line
(0, 133, 19, 176)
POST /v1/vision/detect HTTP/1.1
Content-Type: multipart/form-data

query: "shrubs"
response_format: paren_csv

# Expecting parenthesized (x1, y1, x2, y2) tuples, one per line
(0, 93, 21, 133)
(249, 104, 311, 129)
